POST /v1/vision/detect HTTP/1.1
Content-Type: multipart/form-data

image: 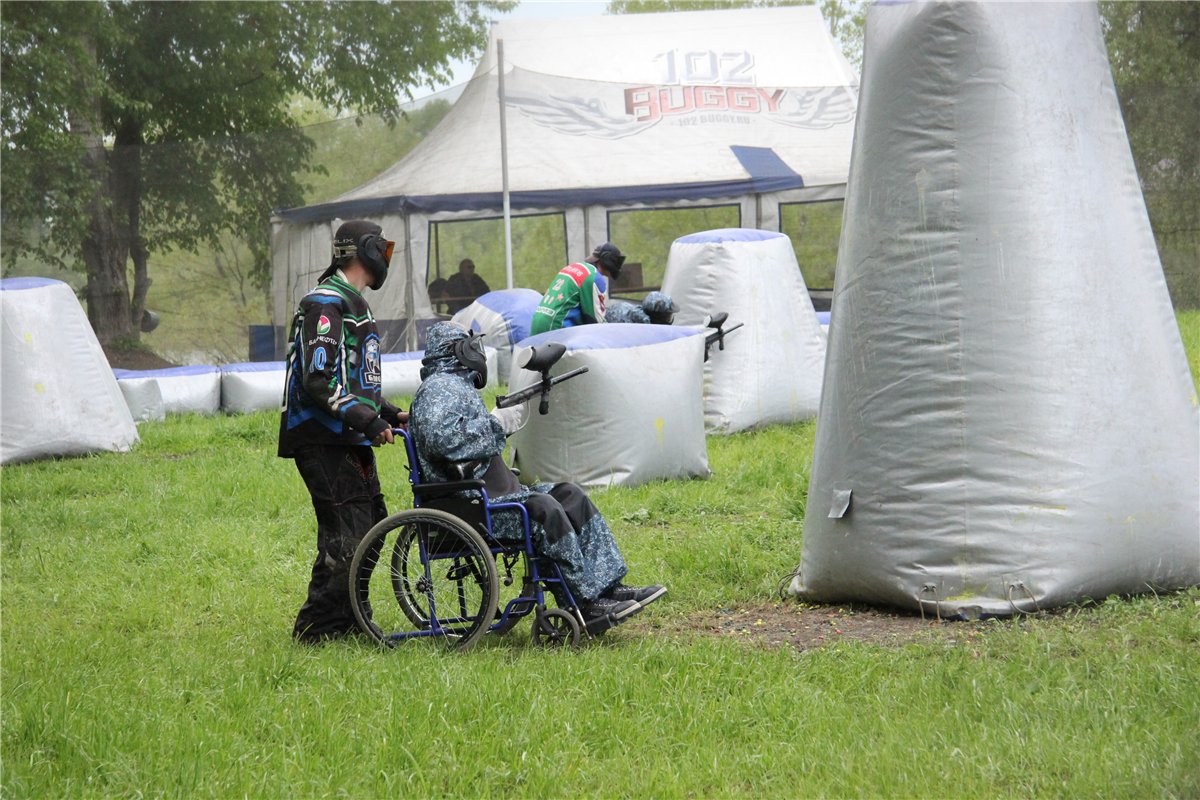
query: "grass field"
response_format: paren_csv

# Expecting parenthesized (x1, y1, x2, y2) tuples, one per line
(2, 313, 1198, 797)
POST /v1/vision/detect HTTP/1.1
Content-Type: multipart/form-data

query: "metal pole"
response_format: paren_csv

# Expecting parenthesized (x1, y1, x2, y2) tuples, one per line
(498, 38, 514, 289)
(403, 211, 416, 350)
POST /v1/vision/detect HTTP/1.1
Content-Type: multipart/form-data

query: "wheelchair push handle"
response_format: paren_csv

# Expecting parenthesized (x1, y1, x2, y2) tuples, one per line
(495, 342, 589, 414)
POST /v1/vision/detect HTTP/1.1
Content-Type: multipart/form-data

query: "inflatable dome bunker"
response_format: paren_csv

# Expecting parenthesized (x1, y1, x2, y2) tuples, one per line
(451, 288, 542, 380)
(508, 324, 710, 488)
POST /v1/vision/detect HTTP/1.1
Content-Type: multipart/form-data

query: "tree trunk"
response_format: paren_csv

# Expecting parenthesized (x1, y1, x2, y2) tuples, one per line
(116, 121, 149, 333)
(71, 37, 133, 345)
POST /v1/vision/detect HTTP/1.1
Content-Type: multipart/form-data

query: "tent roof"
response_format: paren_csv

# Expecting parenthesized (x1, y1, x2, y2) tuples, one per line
(278, 5, 857, 223)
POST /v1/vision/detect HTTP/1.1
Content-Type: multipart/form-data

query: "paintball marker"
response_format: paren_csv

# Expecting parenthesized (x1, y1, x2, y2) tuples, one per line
(495, 342, 589, 415)
(704, 312, 744, 361)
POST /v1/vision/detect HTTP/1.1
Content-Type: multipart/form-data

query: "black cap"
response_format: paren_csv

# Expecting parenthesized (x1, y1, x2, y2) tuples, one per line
(591, 242, 626, 280)
(319, 219, 384, 283)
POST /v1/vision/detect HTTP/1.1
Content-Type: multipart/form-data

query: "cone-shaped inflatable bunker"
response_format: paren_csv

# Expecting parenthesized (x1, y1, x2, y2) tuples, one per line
(1, 278, 139, 464)
(661, 229, 827, 433)
(790, 2, 1199, 617)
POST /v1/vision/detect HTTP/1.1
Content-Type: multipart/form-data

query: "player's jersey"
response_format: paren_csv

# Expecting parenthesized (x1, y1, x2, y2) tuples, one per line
(529, 262, 608, 335)
(278, 273, 395, 456)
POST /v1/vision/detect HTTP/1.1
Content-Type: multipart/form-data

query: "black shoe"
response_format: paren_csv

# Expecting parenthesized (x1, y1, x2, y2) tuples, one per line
(605, 583, 667, 606)
(581, 596, 642, 635)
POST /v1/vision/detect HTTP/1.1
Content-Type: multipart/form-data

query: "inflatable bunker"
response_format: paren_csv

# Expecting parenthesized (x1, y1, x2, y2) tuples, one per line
(451, 288, 542, 380)
(790, 2, 1200, 618)
(661, 229, 827, 433)
(508, 324, 710, 488)
(220, 361, 286, 414)
(113, 365, 221, 416)
(1, 277, 138, 464)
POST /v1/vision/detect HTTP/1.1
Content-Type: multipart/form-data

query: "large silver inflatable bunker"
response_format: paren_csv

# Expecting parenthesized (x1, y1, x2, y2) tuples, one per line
(790, 2, 1200, 617)
(508, 324, 710, 488)
(661, 229, 827, 433)
(1, 278, 138, 464)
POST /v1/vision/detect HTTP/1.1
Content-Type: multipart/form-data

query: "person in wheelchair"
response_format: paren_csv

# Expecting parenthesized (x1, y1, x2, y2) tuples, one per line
(410, 322, 666, 635)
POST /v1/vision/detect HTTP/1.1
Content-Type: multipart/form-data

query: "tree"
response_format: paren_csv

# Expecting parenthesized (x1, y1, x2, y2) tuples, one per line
(1101, 1, 1200, 308)
(0, 1, 511, 345)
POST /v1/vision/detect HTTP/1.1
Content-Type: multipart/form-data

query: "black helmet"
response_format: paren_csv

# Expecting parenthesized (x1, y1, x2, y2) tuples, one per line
(590, 242, 626, 280)
(320, 219, 394, 290)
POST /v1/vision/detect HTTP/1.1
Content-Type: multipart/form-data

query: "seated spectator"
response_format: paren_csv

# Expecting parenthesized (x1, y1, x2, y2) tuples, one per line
(428, 277, 451, 314)
(445, 259, 490, 314)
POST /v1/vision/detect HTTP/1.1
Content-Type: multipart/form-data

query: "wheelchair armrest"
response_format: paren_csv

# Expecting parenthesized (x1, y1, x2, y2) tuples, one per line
(412, 479, 485, 500)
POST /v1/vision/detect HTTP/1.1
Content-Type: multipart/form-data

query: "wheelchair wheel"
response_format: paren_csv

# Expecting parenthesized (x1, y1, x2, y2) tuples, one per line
(532, 607, 581, 647)
(350, 509, 499, 651)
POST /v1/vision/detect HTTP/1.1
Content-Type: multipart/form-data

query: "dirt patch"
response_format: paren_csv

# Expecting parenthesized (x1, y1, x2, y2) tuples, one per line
(104, 345, 178, 371)
(682, 602, 993, 652)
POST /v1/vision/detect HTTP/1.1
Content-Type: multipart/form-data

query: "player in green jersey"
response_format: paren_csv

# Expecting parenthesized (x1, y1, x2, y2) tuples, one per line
(529, 242, 626, 335)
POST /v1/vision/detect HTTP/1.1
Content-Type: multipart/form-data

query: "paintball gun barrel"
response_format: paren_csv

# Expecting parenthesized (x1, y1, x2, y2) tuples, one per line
(704, 312, 744, 361)
(495, 342, 589, 414)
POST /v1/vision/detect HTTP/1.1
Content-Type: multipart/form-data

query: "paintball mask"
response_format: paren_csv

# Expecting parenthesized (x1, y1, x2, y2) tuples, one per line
(453, 330, 488, 389)
(324, 220, 395, 290)
(591, 242, 626, 281)
(641, 291, 677, 325)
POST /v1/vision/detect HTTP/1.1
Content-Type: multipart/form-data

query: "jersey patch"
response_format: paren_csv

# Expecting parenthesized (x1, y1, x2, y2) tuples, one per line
(363, 335, 381, 389)
(317, 315, 331, 335)
(560, 263, 591, 287)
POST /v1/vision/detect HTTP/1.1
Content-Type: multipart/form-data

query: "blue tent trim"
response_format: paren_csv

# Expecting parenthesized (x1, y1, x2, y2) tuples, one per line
(275, 169, 807, 224)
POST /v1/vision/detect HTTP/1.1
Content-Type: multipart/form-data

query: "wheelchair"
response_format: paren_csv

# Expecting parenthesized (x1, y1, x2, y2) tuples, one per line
(348, 343, 592, 651)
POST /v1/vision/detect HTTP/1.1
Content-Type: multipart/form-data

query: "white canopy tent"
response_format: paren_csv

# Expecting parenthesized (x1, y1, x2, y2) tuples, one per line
(271, 5, 857, 352)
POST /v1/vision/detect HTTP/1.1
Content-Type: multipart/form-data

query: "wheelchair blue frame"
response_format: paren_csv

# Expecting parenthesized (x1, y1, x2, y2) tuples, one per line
(365, 428, 585, 646)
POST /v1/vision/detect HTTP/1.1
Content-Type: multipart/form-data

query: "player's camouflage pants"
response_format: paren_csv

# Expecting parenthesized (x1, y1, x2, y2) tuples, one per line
(492, 482, 627, 603)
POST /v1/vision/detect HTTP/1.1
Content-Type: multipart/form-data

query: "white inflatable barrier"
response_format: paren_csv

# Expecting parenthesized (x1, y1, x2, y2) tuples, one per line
(220, 362, 286, 414)
(508, 324, 710, 489)
(1, 278, 138, 464)
(381, 352, 424, 398)
(383, 347, 498, 400)
(118, 378, 165, 423)
(451, 289, 542, 379)
(790, 2, 1200, 617)
(113, 365, 221, 416)
(661, 229, 827, 433)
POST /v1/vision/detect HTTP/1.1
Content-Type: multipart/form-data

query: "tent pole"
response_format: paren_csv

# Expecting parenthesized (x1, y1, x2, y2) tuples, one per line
(498, 38, 514, 289)
(403, 210, 416, 351)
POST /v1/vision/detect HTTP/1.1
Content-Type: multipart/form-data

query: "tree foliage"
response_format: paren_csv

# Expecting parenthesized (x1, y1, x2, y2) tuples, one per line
(1101, 1, 1200, 308)
(0, 1, 510, 343)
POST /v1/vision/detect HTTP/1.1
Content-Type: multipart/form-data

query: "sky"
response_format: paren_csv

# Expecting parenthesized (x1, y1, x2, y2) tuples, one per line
(417, 0, 610, 98)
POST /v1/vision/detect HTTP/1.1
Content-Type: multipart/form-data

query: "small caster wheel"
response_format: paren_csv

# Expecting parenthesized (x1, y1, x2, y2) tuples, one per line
(532, 607, 581, 647)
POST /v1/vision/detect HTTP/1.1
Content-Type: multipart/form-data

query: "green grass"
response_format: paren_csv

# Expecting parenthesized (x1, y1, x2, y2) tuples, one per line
(3, 321, 1199, 798)
(1178, 309, 1200, 398)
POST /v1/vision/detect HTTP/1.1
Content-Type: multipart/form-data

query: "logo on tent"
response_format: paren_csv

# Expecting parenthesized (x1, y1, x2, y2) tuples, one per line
(505, 67, 854, 139)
